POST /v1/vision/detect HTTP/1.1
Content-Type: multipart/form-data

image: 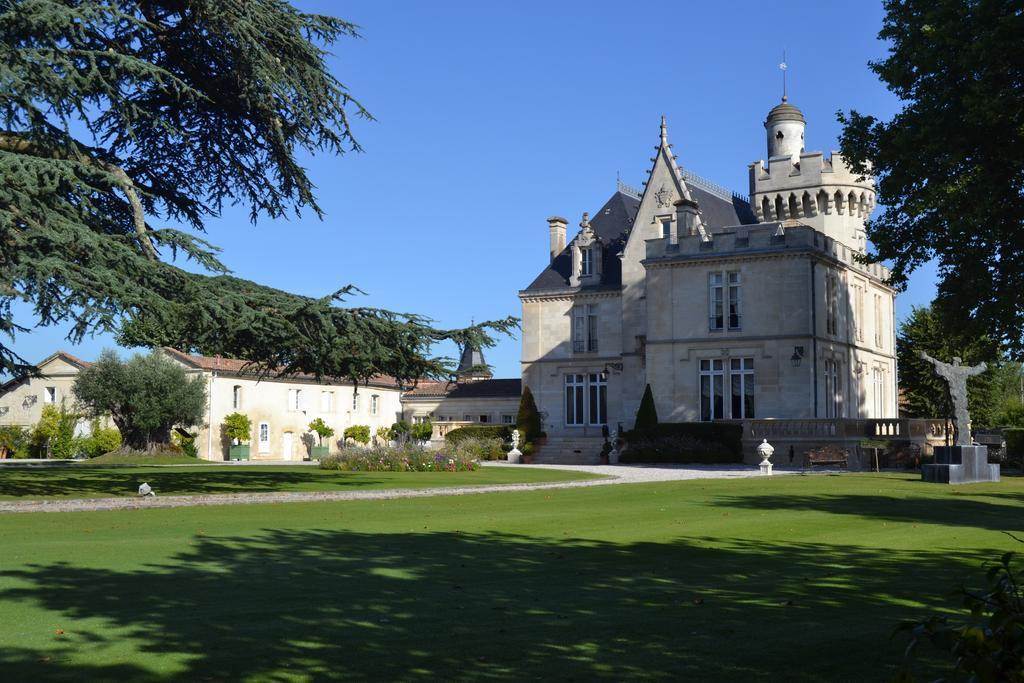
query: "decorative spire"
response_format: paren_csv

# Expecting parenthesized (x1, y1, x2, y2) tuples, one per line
(580, 211, 590, 230)
(779, 51, 788, 102)
(660, 115, 668, 144)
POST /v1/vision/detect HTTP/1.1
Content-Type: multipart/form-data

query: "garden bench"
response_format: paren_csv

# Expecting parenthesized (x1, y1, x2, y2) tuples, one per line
(805, 445, 849, 469)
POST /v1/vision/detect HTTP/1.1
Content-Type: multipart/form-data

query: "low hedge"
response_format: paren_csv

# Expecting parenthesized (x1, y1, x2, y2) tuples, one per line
(444, 425, 513, 445)
(621, 422, 743, 464)
(1005, 428, 1024, 466)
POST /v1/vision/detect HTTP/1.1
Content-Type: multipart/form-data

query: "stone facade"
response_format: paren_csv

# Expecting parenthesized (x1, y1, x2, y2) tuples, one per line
(0, 352, 92, 430)
(520, 101, 898, 446)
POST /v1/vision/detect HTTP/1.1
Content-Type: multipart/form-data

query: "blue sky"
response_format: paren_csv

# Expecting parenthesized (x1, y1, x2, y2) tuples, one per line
(13, 0, 937, 377)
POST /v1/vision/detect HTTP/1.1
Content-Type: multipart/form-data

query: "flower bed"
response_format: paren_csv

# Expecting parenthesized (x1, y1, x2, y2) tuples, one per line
(319, 444, 479, 472)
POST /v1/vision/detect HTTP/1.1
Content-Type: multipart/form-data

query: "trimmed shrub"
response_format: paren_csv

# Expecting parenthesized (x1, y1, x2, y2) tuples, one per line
(621, 422, 743, 464)
(450, 436, 505, 461)
(31, 403, 80, 459)
(1005, 427, 1024, 467)
(444, 424, 513, 445)
(516, 386, 542, 443)
(633, 384, 659, 434)
(80, 420, 123, 458)
(344, 424, 370, 445)
(308, 418, 334, 447)
(319, 444, 479, 472)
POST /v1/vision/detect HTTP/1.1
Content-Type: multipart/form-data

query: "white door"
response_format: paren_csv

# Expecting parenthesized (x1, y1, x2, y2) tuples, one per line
(281, 432, 294, 461)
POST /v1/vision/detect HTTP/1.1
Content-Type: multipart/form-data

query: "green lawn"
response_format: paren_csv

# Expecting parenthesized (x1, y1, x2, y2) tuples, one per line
(0, 464, 603, 499)
(85, 452, 218, 465)
(0, 473, 1020, 681)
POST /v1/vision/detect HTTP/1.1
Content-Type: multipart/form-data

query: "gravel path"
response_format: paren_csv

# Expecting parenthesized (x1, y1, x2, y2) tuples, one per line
(0, 463, 800, 514)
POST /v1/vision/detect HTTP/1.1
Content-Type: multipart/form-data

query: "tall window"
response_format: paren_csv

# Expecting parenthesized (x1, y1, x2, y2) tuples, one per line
(287, 388, 302, 412)
(661, 219, 672, 239)
(854, 281, 865, 341)
(43, 386, 56, 404)
(874, 294, 883, 348)
(371, 395, 379, 415)
(588, 372, 607, 425)
(709, 271, 741, 330)
(709, 273, 724, 330)
(872, 368, 885, 417)
(729, 358, 755, 419)
(581, 248, 593, 276)
(573, 304, 598, 353)
(700, 359, 725, 421)
(824, 359, 842, 418)
(258, 422, 270, 453)
(825, 272, 839, 336)
(727, 272, 742, 329)
(352, 392, 359, 411)
(232, 385, 242, 410)
(321, 391, 333, 413)
(565, 374, 585, 426)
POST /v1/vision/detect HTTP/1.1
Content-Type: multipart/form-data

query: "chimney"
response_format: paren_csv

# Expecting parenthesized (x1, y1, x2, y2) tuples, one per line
(547, 216, 567, 263)
(674, 198, 700, 237)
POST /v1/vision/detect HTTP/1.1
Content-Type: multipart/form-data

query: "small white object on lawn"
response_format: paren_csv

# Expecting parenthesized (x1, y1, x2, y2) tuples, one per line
(138, 482, 156, 497)
(756, 439, 774, 476)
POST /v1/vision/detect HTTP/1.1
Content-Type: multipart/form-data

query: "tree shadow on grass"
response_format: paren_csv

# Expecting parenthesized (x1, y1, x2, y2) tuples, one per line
(0, 528, 990, 681)
(0, 469, 385, 499)
(713, 489, 1024, 533)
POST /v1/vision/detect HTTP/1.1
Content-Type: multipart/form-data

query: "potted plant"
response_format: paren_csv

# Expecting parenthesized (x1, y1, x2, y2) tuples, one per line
(308, 418, 334, 460)
(224, 412, 252, 460)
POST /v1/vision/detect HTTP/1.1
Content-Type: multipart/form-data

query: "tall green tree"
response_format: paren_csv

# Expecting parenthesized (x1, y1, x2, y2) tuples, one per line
(0, 1, 513, 381)
(838, 0, 1024, 354)
(73, 350, 206, 451)
(897, 305, 1013, 430)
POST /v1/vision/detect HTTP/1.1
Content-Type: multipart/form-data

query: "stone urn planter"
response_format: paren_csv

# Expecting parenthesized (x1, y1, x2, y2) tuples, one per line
(309, 446, 329, 461)
(229, 444, 250, 461)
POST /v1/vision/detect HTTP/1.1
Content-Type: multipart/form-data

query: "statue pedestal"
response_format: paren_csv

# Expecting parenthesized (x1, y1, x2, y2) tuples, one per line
(507, 448, 521, 464)
(922, 446, 999, 484)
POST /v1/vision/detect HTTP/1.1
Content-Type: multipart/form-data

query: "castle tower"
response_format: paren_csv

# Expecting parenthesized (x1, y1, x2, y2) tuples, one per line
(749, 98, 876, 253)
(456, 340, 492, 383)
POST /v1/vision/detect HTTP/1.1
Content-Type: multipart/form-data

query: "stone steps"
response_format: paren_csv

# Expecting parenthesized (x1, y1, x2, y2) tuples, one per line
(534, 437, 607, 465)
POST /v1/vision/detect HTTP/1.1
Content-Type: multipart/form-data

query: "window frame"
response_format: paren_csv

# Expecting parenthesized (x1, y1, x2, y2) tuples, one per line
(43, 386, 56, 404)
(581, 247, 593, 276)
(699, 358, 726, 421)
(572, 303, 599, 353)
(232, 385, 242, 410)
(370, 394, 379, 416)
(258, 422, 270, 453)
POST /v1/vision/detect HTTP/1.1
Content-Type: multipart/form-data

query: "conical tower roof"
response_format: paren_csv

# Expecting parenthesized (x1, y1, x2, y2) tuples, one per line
(457, 340, 492, 382)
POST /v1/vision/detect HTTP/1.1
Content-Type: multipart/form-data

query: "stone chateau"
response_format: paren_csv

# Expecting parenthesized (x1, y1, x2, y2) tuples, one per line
(520, 97, 898, 456)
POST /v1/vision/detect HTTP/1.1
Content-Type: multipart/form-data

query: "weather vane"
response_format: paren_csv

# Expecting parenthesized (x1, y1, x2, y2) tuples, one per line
(779, 50, 788, 101)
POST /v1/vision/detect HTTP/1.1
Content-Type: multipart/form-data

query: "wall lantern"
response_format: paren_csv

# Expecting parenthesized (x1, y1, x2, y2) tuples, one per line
(790, 346, 805, 368)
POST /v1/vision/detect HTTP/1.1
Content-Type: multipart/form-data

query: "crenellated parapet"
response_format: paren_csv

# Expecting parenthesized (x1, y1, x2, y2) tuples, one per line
(748, 151, 875, 253)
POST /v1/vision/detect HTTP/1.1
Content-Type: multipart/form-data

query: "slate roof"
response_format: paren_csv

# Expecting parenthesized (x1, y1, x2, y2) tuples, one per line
(523, 185, 756, 293)
(403, 378, 522, 400)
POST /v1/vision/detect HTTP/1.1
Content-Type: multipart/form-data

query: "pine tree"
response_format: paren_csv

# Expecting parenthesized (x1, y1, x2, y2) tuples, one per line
(516, 386, 543, 443)
(633, 384, 659, 434)
(0, 1, 514, 381)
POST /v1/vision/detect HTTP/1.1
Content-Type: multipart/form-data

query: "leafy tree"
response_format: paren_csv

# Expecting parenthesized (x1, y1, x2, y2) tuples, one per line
(308, 417, 334, 447)
(0, 1, 514, 381)
(223, 412, 253, 443)
(31, 402, 80, 459)
(0, 425, 29, 459)
(838, 0, 1024, 354)
(374, 425, 392, 445)
(73, 350, 206, 451)
(633, 384, 659, 434)
(410, 420, 433, 442)
(897, 305, 1010, 431)
(516, 386, 542, 443)
(343, 424, 370, 446)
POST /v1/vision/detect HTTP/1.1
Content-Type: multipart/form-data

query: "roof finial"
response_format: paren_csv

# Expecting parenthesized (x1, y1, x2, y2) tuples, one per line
(660, 115, 668, 143)
(779, 50, 788, 102)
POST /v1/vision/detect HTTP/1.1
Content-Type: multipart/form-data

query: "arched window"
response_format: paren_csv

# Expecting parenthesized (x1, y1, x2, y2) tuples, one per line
(774, 195, 785, 221)
(849, 192, 858, 217)
(788, 194, 799, 219)
(817, 190, 828, 215)
(761, 196, 772, 221)
(834, 190, 845, 215)
(802, 192, 814, 217)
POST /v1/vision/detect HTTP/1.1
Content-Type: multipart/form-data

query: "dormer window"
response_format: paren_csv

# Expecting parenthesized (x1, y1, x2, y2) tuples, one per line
(661, 220, 671, 239)
(581, 248, 593, 276)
